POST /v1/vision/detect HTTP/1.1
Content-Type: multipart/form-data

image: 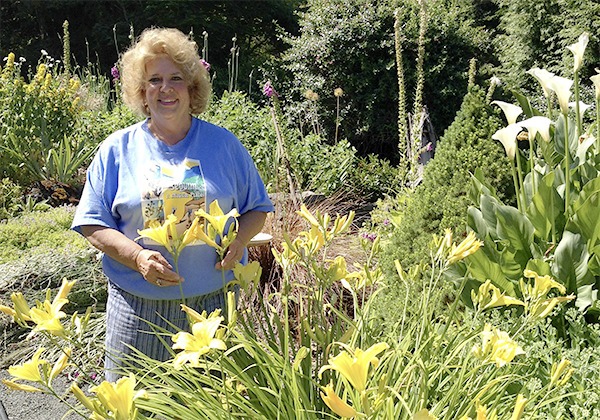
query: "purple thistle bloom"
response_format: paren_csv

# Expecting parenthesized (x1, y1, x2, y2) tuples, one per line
(110, 65, 119, 80)
(200, 59, 211, 72)
(263, 81, 278, 98)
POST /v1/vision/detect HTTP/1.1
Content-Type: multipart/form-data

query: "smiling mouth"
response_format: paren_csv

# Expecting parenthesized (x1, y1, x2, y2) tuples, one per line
(159, 99, 178, 105)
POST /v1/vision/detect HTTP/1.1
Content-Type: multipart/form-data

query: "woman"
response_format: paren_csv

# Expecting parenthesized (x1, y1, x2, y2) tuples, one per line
(72, 27, 274, 381)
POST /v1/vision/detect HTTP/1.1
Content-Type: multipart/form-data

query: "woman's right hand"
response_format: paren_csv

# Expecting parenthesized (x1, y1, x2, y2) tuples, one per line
(135, 249, 184, 287)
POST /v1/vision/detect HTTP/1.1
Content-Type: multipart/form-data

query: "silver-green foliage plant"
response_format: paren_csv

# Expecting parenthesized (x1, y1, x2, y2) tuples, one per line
(458, 33, 600, 316)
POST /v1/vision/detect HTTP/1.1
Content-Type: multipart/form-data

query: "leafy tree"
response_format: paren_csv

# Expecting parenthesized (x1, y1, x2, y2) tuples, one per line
(493, 0, 600, 89)
(277, 0, 496, 163)
(0, 0, 301, 96)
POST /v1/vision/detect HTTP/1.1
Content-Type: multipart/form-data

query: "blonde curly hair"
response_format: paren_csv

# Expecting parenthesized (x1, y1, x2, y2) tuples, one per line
(119, 27, 211, 116)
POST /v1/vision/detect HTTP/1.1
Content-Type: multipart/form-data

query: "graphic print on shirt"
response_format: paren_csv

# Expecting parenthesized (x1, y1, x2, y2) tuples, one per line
(140, 157, 206, 246)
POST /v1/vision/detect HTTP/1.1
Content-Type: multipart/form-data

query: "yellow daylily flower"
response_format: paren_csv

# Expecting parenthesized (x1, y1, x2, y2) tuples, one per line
(318, 342, 389, 391)
(511, 394, 527, 420)
(519, 116, 553, 143)
(492, 101, 522, 125)
(174, 215, 202, 255)
(550, 358, 573, 386)
(326, 256, 350, 283)
(566, 32, 589, 72)
(320, 382, 359, 418)
(29, 291, 70, 338)
(195, 200, 240, 239)
(49, 347, 72, 381)
(527, 68, 556, 98)
(91, 373, 147, 420)
(591, 74, 600, 100)
(272, 242, 300, 271)
(472, 280, 524, 310)
(492, 124, 522, 161)
(136, 214, 178, 253)
(530, 296, 574, 318)
(447, 231, 483, 265)
(472, 324, 524, 367)
(172, 315, 227, 369)
(522, 270, 566, 298)
(548, 75, 573, 115)
(231, 260, 262, 290)
(8, 347, 48, 383)
(2, 379, 43, 392)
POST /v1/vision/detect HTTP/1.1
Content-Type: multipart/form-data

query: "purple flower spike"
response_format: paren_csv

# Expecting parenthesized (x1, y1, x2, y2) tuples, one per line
(200, 59, 211, 72)
(263, 81, 278, 98)
(110, 65, 119, 80)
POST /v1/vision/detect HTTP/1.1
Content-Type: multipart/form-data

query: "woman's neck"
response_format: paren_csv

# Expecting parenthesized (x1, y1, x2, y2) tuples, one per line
(147, 115, 192, 146)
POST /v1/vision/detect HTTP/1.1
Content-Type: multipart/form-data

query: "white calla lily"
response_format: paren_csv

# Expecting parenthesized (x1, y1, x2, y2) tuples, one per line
(548, 76, 573, 115)
(519, 116, 553, 143)
(567, 33, 589, 72)
(492, 124, 523, 161)
(527, 68, 555, 98)
(492, 101, 522, 125)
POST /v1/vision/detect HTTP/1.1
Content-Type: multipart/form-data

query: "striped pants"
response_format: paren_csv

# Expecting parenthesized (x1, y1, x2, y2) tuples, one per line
(104, 282, 226, 382)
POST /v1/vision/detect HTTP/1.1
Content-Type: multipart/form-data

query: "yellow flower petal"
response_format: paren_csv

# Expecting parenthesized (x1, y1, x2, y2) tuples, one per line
(8, 348, 48, 382)
(320, 383, 359, 418)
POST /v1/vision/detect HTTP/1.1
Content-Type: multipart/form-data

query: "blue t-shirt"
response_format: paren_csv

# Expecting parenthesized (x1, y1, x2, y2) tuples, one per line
(72, 117, 274, 299)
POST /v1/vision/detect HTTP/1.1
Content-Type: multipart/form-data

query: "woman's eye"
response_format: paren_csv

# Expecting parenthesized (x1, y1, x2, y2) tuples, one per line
(172, 76, 183, 81)
(148, 77, 161, 84)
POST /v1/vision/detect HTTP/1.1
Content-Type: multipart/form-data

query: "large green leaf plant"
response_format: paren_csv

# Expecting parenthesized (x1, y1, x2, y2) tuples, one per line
(457, 33, 600, 317)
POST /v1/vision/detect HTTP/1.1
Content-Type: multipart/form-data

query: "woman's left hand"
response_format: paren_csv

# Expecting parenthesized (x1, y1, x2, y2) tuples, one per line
(215, 238, 246, 271)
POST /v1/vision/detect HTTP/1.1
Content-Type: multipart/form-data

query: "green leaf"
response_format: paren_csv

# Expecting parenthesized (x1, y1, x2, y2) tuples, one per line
(526, 171, 563, 240)
(495, 205, 534, 264)
(552, 231, 593, 295)
(571, 177, 600, 249)
(511, 89, 542, 118)
(465, 248, 517, 296)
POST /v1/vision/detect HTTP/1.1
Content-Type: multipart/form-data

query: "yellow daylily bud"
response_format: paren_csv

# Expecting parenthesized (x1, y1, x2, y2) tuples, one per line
(292, 346, 309, 372)
(0, 304, 17, 318)
(550, 358, 573, 386)
(447, 231, 483, 264)
(510, 394, 527, 420)
(2, 379, 42, 393)
(70, 382, 97, 412)
(11, 292, 32, 322)
(49, 348, 72, 381)
(296, 204, 320, 226)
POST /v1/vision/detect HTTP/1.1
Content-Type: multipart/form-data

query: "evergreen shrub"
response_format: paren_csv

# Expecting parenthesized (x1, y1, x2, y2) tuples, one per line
(374, 86, 514, 323)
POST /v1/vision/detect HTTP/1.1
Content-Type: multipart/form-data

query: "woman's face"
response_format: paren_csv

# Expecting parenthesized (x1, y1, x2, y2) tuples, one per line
(143, 55, 191, 123)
